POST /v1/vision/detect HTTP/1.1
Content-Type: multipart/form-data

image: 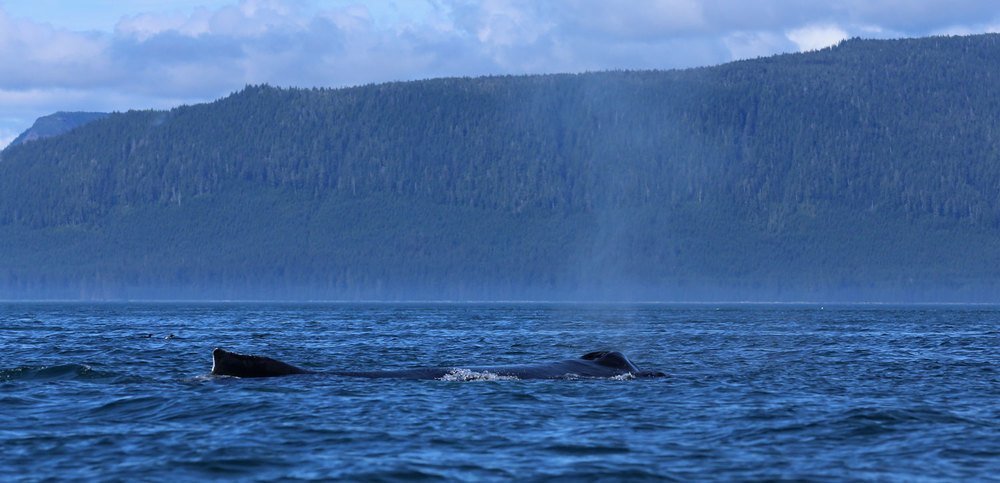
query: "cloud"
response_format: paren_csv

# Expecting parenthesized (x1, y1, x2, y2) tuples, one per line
(0, 127, 16, 149)
(833, 0, 1000, 32)
(931, 21, 1000, 36)
(5, 1, 1000, 99)
(786, 24, 849, 52)
(724, 31, 795, 61)
(0, 8, 111, 89)
(559, 0, 707, 39)
(3, 0, 1000, 140)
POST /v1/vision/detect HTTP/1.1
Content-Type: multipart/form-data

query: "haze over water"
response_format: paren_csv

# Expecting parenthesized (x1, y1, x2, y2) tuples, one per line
(3, 302, 999, 480)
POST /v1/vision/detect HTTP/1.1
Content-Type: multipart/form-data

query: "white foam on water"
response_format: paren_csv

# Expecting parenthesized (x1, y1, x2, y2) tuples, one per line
(438, 368, 520, 381)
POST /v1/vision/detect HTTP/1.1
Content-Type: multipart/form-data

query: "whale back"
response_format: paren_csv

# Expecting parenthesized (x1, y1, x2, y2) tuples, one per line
(209, 348, 663, 379)
(580, 351, 665, 377)
(211, 348, 312, 378)
(580, 351, 641, 372)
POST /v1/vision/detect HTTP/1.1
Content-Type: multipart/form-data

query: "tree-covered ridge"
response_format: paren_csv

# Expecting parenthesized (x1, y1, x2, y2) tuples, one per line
(2, 34, 1000, 301)
(5, 34, 1000, 226)
(7, 111, 108, 148)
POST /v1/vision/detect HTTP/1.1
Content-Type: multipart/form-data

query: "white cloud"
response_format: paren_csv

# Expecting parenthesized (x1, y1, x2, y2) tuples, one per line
(931, 22, 1000, 36)
(0, 8, 111, 89)
(115, 10, 207, 41)
(0, 127, 17, 150)
(472, 0, 552, 47)
(724, 31, 793, 61)
(320, 5, 373, 32)
(3, 0, 1000, 141)
(786, 24, 849, 52)
(561, 0, 707, 39)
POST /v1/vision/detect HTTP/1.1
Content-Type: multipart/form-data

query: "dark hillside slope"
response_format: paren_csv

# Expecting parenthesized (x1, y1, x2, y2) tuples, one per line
(8, 111, 108, 147)
(2, 34, 1000, 301)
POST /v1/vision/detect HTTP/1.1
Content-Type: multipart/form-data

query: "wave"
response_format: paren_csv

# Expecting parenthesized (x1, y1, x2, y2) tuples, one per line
(834, 405, 976, 429)
(438, 368, 520, 381)
(0, 363, 122, 383)
(436, 369, 638, 381)
(1, 364, 93, 382)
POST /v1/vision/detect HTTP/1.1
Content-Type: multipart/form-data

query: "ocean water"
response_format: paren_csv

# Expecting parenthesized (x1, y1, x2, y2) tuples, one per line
(2, 303, 1000, 481)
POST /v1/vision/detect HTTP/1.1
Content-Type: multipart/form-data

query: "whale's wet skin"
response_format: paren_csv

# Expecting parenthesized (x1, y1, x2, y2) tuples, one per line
(210, 347, 666, 380)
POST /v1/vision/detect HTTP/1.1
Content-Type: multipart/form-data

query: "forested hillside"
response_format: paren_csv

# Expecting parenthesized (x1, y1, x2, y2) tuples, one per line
(7, 112, 108, 148)
(3, 34, 1000, 301)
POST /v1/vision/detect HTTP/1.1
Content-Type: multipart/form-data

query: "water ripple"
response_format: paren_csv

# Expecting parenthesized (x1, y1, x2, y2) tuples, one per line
(2, 303, 1000, 480)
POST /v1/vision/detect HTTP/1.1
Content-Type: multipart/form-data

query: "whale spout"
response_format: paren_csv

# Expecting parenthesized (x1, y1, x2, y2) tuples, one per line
(211, 348, 313, 378)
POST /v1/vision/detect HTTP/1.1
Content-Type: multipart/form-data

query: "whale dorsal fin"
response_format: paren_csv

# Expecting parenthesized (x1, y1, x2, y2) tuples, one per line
(581, 351, 610, 360)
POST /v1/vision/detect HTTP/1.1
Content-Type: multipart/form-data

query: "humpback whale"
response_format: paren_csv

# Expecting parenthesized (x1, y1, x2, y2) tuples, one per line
(210, 348, 665, 380)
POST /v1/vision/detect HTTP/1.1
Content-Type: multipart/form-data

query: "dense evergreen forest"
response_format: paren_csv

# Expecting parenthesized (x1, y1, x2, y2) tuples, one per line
(3, 34, 1000, 301)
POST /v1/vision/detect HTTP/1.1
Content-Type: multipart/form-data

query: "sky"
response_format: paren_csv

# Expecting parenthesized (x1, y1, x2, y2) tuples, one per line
(2, 0, 1000, 149)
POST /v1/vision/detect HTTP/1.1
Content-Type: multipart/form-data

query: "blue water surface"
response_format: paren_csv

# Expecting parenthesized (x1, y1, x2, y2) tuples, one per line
(2, 303, 1000, 480)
